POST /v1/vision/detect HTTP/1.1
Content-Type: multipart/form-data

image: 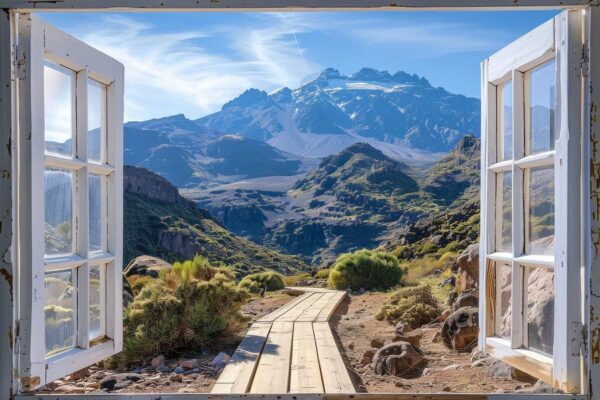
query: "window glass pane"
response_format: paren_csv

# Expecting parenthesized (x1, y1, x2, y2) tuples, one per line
(527, 166, 554, 255)
(88, 80, 105, 162)
(497, 262, 512, 338)
(45, 269, 75, 356)
(89, 174, 103, 253)
(89, 265, 105, 340)
(498, 81, 513, 161)
(497, 171, 512, 252)
(45, 168, 73, 256)
(528, 60, 556, 154)
(527, 267, 554, 355)
(44, 63, 74, 157)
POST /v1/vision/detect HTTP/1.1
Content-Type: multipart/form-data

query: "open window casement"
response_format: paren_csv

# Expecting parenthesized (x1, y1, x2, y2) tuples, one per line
(480, 10, 585, 393)
(15, 14, 124, 390)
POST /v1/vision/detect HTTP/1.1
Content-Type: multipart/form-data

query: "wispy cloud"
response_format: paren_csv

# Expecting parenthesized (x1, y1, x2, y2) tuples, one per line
(348, 21, 508, 55)
(70, 14, 320, 121)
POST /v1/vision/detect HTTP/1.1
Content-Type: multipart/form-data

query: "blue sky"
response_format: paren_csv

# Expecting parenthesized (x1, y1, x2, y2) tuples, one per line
(40, 11, 558, 122)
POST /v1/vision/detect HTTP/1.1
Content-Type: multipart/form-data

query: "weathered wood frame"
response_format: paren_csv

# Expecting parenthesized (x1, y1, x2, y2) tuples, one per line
(13, 14, 124, 390)
(480, 11, 585, 393)
(0, 1, 599, 400)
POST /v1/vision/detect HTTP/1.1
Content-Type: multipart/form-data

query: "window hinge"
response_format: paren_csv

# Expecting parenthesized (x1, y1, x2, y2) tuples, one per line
(15, 43, 27, 80)
(581, 43, 590, 78)
(571, 321, 587, 357)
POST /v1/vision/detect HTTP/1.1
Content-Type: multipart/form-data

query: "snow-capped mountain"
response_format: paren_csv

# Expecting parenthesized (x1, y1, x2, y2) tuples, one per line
(196, 68, 480, 157)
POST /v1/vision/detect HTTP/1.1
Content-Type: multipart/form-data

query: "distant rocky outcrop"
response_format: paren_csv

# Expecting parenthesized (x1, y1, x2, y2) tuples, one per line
(123, 166, 308, 276)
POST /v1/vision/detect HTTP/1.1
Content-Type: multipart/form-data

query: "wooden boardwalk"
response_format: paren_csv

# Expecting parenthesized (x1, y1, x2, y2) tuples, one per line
(212, 287, 355, 394)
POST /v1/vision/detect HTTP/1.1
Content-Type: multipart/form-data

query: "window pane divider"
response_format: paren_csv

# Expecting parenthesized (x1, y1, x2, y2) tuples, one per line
(514, 150, 555, 168)
(44, 154, 85, 170)
(488, 159, 512, 172)
(44, 254, 86, 271)
(88, 162, 114, 176)
(88, 251, 115, 265)
(514, 254, 555, 267)
(487, 252, 513, 262)
(511, 68, 525, 350)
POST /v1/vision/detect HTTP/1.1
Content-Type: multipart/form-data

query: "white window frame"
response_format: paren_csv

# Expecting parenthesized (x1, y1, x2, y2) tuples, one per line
(480, 11, 584, 393)
(15, 14, 124, 389)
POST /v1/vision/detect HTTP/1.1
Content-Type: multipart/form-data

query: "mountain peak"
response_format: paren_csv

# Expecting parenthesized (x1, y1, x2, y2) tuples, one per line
(319, 68, 342, 80)
(350, 68, 393, 82)
(223, 88, 269, 109)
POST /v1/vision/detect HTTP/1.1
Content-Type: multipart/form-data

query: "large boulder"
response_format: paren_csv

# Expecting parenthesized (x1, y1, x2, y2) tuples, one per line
(441, 306, 479, 352)
(453, 291, 479, 310)
(526, 268, 554, 354)
(122, 275, 134, 307)
(455, 244, 479, 291)
(124, 255, 172, 280)
(372, 341, 425, 377)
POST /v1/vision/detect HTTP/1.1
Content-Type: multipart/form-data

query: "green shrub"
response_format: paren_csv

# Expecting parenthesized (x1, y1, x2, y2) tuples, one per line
(328, 249, 404, 291)
(120, 255, 250, 364)
(315, 268, 331, 279)
(239, 271, 285, 294)
(376, 285, 441, 328)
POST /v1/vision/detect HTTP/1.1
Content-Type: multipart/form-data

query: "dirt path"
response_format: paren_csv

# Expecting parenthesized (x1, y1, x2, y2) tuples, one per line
(331, 292, 536, 393)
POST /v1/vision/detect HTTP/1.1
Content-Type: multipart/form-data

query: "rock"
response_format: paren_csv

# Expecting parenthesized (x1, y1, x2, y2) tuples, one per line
(432, 332, 441, 343)
(210, 352, 231, 369)
(470, 349, 488, 363)
(442, 364, 463, 371)
(439, 309, 452, 322)
(421, 368, 433, 376)
(471, 357, 494, 368)
(393, 330, 422, 347)
(156, 365, 171, 373)
(370, 338, 385, 349)
(179, 359, 200, 370)
(84, 382, 100, 390)
(124, 255, 172, 280)
(518, 380, 562, 393)
(99, 373, 143, 391)
(455, 244, 479, 291)
(439, 276, 456, 288)
(526, 268, 554, 354)
(372, 341, 426, 377)
(360, 350, 376, 366)
(453, 292, 479, 310)
(395, 321, 411, 335)
(170, 374, 184, 383)
(123, 275, 134, 307)
(55, 384, 86, 394)
(442, 386, 452, 392)
(174, 367, 186, 374)
(348, 342, 355, 350)
(151, 355, 166, 368)
(486, 359, 537, 383)
(69, 367, 89, 381)
(441, 306, 479, 352)
(282, 288, 304, 296)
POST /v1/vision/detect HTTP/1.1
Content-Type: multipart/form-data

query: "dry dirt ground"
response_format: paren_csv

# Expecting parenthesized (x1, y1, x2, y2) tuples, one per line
(39, 290, 537, 395)
(331, 291, 536, 393)
(37, 292, 292, 395)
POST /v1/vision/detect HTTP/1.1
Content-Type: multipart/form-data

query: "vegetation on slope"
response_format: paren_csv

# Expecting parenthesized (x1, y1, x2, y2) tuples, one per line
(239, 271, 285, 293)
(124, 165, 308, 277)
(119, 256, 250, 364)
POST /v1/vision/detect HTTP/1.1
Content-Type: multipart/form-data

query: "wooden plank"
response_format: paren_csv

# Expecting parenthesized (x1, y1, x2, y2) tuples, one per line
(296, 292, 336, 322)
(315, 292, 346, 322)
(250, 321, 294, 393)
(258, 293, 311, 323)
(313, 322, 355, 393)
(290, 322, 324, 393)
(277, 293, 325, 322)
(212, 322, 272, 394)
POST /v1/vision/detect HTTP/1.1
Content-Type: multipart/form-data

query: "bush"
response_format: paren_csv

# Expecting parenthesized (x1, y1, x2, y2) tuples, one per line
(120, 255, 250, 364)
(328, 249, 404, 291)
(239, 271, 285, 294)
(315, 268, 331, 279)
(376, 285, 441, 328)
